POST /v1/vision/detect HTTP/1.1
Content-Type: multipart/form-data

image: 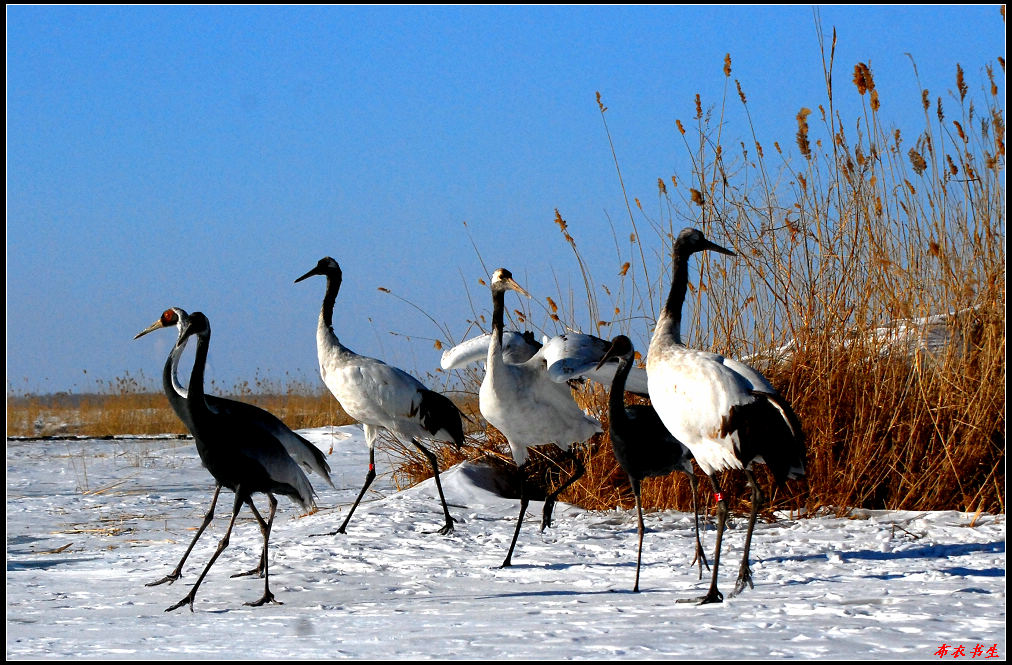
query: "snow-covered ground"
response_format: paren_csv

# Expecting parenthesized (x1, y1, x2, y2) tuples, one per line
(6, 426, 1006, 659)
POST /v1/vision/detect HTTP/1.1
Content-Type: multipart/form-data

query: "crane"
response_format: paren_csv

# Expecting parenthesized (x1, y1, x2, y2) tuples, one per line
(160, 312, 317, 611)
(596, 334, 707, 591)
(295, 257, 464, 535)
(479, 268, 602, 567)
(646, 228, 805, 604)
(135, 307, 333, 587)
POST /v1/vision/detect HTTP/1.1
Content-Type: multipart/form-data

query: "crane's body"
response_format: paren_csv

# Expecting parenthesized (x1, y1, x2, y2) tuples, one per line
(296, 257, 463, 535)
(646, 228, 805, 604)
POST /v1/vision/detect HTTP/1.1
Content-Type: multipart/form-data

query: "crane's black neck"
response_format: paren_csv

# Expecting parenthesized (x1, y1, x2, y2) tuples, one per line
(608, 353, 633, 422)
(320, 271, 343, 334)
(491, 287, 507, 345)
(162, 343, 189, 424)
(185, 329, 211, 419)
(659, 242, 690, 344)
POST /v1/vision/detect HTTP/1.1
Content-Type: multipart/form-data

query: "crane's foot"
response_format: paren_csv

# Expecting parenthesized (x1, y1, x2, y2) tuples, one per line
(309, 528, 346, 538)
(432, 523, 455, 536)
(731, 567, 754, 597)
(244, 591, 281, 607)
(146, 571, 181, 587)
(690, 547, 711, 580)
(675, 588, 724, 605)
(165, 592, 196, 613)
(230, 565, 265, 579)
(540, 500, 556, 531)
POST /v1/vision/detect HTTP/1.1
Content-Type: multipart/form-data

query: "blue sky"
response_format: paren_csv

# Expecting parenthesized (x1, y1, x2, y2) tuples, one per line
(6, 5, 1005, 394)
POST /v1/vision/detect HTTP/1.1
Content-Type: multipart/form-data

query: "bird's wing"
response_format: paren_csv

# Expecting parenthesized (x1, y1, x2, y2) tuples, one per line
(542, 332, 649, 395)
(206, 396, 334, 487)
(440, 331, 541, 369)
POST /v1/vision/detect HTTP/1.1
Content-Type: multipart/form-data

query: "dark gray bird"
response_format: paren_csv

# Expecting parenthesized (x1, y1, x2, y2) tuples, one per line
(135, 307, 332, 587)
(596, 334, 708, 592)
(646, 228, 805, 604)
(155, 311, 317, 612)
(296, 257, 464, 535)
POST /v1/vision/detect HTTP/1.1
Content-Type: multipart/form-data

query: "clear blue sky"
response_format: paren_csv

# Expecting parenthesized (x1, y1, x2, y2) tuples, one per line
(6, 5, 1005, 394)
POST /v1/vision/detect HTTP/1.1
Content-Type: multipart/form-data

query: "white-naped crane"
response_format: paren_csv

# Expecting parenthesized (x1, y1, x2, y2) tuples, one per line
(295, 257, 464, 536)
(135, 307, 333, 587)
(646, 228, 805, 604)
(596, 334, 707, 592)
(158, 312, 317, 612)
(479, 268, 603, 567)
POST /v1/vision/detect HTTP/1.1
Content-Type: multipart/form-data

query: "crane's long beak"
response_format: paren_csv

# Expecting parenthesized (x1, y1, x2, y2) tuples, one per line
(294, 267, 318, 283)
(134, 320, 166, 340)
(594, 343, 619, 372)
(504, 276, 531, 298)
(705, 238, 736, 256)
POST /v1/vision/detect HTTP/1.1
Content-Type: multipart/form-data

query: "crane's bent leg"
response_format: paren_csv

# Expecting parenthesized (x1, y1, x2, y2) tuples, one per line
(232, 493, 276, 578)
(148, 484, 222, 587)
(686, 473, 710, 579)
(411, 439, 457, 535)
(245, 493, 282, 607)
(541, 449, 585, 531)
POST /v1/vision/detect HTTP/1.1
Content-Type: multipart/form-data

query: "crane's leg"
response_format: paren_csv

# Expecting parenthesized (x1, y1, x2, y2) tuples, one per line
(501, 463, 530, 568)
(231, 493, 276, 578)
(679, 474, 726, 604)
(632, 477, 645, 593)
(165, 490, 244, 612)
(411, 439, 457, 535)
(245, 493, 282, 607)
(147, 484, 222, 587)
(732, 469, 764, 597)
(686, 472, 710, 579)
(541, 449, 585, 531)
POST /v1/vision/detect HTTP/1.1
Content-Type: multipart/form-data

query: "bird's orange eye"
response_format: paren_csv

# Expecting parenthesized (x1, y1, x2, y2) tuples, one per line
(162, 309, 177, 325)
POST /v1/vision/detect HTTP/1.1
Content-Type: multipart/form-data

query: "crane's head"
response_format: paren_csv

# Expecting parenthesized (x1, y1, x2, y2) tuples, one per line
(295, 257, 342, 284)
(176, 311, 210, 349)
(674, 228, 735, 257)
(134, 307, 189, 340)
(490, 268, 531, 298)
(595, 334, 635, 371)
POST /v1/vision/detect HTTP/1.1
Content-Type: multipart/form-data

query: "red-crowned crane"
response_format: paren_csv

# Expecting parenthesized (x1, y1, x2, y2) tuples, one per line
(646, 228, 805, 604)
(296, 257, 463, 535)
(479, 268, 602, 567)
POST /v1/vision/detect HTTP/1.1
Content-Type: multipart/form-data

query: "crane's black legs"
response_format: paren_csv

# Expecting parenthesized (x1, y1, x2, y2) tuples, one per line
(147, 484, 222, 587)
(231, 493, 276, 579)
(679, 474, 727, 605)
(166, 491, 245, 612)
(244, 493, 281, 608)
(501, 462, 530, 568)
(541, 449, 585, 531)
(686, 473, 710, 579)
(632, 477, 645, 592)
(732, 469, 763, 597)
(322, 447, 377, 536)
(411, 439, 457, 535)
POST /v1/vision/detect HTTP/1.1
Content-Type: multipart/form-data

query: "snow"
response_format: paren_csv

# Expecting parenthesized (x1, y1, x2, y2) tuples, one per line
(6, 425, 1006, 659)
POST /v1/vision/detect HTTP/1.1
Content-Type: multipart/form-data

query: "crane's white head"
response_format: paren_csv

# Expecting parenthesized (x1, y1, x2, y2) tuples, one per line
(490, 268, 531, 298)
(134, 307, 189, 340)
(295, 257, 342, 284)
(674, 228, 736, 257)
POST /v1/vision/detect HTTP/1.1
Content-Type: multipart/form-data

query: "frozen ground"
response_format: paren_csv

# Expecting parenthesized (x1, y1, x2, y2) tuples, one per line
(6, 425, 1006, 659)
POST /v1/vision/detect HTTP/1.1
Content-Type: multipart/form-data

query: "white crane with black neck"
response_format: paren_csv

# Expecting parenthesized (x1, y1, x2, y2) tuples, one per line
(479, 268, 602, 567)
(646, 228, 805, 604)
(296, 257, 464, 535)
